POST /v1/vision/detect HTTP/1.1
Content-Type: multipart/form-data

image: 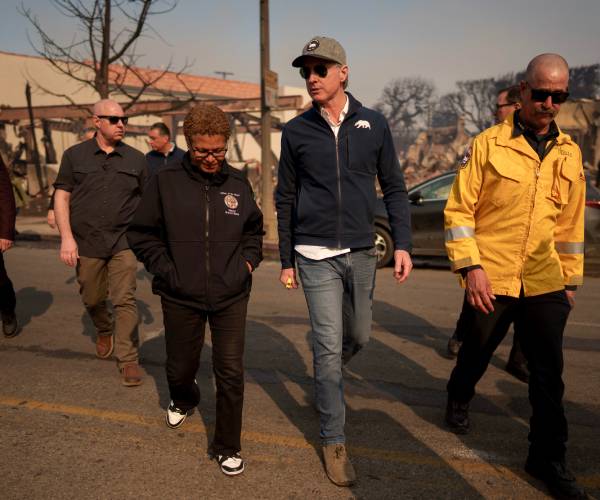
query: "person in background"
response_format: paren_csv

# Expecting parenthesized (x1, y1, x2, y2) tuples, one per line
(0, 155, 18, 337)
(145, 122, 185, 177)
(54, 100, 146, 387)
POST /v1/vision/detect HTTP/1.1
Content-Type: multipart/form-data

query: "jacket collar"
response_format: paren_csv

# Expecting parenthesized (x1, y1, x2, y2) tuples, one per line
(181, 152, 230, 186)
(310, 92, 363, 124)
(494, 112, 573, 160)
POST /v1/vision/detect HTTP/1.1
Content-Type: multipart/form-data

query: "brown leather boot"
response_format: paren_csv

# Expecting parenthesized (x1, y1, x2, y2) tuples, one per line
(322, 444, 356, 487)
(120, 363, 143, 387)
(95, 334, 114, 359)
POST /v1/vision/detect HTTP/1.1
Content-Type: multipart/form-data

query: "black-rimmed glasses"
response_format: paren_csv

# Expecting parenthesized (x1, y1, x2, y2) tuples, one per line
(192, 148, 228, 160)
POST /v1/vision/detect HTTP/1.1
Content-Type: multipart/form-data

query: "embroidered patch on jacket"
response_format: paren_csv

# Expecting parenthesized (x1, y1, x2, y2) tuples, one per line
(222, 193, 240, 216)
(354, 120, 371, 130)
(558, 148, 573, 157)
(459, 147, 472, 169)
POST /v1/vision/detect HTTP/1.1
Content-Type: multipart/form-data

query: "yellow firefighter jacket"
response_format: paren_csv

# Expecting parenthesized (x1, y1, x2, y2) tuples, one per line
(444, 114, 585, 297)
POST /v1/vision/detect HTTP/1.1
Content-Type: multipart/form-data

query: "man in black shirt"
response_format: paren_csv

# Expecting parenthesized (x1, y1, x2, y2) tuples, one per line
(54, 99, 147, 387)
(145, 122, 185, 176)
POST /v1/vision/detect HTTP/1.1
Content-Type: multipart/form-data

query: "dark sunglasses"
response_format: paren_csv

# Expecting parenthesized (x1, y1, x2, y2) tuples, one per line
(97, 115, 128, 125)
(527, 83, 569, 104)
(299, 64, 329, 79)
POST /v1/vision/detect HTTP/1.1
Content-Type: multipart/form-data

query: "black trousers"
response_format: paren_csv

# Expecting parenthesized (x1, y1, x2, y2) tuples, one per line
(447, 289, 570, 461)
(162, 296, 248, 456)
(0, 253, 16, 315)
(454, 294, 527, 366)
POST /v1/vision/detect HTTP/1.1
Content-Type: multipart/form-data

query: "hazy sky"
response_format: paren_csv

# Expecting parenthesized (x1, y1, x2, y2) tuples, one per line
(2, 0, 599, 106)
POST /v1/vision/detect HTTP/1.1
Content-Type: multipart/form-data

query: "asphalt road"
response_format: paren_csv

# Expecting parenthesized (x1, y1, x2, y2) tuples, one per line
(1, 245, 599, 499)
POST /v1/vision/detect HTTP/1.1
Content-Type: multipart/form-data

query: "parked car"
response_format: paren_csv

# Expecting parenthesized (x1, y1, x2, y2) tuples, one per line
(374, 171, 600, 268)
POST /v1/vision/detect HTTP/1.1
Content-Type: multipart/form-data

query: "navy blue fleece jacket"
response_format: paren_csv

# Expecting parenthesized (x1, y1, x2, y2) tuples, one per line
(276, 92, 411, 268)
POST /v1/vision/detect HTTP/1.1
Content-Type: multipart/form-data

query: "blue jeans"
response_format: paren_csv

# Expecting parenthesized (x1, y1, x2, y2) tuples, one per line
(296, 248, 377, 444)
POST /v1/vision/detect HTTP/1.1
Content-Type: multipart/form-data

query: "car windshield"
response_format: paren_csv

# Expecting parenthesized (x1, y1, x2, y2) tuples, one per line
(413, 174, 455, 200)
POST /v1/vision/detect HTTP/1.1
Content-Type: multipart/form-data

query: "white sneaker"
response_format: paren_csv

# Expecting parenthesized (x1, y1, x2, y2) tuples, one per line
(165, 401, 187, 429)
(215, 453, 245, 476)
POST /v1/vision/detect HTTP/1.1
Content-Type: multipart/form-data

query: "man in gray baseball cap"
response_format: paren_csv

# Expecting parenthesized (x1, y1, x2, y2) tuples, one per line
(277, 36, 412, 487)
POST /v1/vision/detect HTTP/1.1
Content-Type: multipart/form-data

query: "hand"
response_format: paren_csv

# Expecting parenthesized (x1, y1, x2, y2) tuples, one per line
(47, 209, 57, 229)
(565, 289, 576, 309)
(0, 239, 13, 253)
(393, 250, 412, 283)
(280, 268, 298, 289)
(245, 261, 253, 273)
(465, 268, 496, 314)
(60, 237, 79, 267)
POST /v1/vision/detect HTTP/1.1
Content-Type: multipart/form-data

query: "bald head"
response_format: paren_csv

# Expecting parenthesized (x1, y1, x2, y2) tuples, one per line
(93, 99, 126, 147)
(93, 99, 124, 116)
(525, 53, 569, 86)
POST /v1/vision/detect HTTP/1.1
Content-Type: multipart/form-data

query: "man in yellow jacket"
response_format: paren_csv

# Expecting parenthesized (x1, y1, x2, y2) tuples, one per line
(444, 54, 586, 500)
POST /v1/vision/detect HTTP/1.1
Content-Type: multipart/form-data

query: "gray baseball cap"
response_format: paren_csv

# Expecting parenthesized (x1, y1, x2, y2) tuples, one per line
(292, 36, 347, 67)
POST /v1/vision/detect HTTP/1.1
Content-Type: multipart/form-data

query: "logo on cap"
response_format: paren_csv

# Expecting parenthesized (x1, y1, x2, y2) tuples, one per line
(306, 39, 320, 51)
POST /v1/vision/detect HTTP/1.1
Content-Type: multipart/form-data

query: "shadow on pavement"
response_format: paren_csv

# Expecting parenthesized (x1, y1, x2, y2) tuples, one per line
(245, 317, 483, 497)
(368, 298, 587, 497)
(16, 286, 53, 329)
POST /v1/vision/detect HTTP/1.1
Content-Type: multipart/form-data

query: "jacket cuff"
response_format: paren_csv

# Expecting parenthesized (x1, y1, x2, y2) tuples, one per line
(459, 264, 482, 278)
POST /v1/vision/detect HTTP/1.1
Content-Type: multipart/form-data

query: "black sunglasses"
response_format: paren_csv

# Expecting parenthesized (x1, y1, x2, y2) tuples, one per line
(299, 64, 329, 79)
(97, 115, 128, 125)
(527, 83, 569, 104)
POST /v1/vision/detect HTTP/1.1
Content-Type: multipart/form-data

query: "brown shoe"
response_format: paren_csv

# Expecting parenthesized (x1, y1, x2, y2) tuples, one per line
(322, 444, 356, 487)
(96, 334, 114, 359)
(120, 363, 143, 387)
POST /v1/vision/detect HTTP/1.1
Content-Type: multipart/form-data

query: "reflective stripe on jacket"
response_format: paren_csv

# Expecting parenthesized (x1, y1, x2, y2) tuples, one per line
(444, 114, 585, 297)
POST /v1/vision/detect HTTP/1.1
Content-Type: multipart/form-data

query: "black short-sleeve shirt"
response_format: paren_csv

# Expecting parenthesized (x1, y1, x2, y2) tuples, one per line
(54, 138, 147, 258)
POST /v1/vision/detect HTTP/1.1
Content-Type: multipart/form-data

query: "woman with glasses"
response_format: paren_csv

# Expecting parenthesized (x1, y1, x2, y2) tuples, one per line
(127, 104, 263, 476)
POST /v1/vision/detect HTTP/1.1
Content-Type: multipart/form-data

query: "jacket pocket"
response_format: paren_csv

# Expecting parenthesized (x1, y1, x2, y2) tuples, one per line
(487, 154, 525, 207)
(346, 133, 377, 175)
(548, 157, 579, 205)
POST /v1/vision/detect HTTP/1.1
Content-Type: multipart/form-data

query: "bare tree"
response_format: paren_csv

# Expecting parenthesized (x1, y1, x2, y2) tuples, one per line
(430, 94, 459, 128)
(375, 77, 435, 150)
(569, 64, 600, 99)
(444, 78, 496, 133)
(19, 0, 195, 113)
(442, 74, 517, 133)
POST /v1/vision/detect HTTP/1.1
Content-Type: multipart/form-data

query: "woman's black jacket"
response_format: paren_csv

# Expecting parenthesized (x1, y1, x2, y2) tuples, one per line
(127, 155, 263, 311)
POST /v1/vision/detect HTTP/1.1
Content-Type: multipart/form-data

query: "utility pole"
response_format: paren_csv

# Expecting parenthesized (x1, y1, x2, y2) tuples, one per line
(25, 81, 45, 193)
(260, 0, 276, 242)
(214, 71, 234, 80)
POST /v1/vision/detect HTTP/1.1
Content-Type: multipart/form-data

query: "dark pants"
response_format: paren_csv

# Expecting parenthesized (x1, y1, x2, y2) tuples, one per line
(447, 289, 570, 461)
(454, 294, 527, 366)
(162, 296, 248, 456)
(0, 253, 16, 316)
